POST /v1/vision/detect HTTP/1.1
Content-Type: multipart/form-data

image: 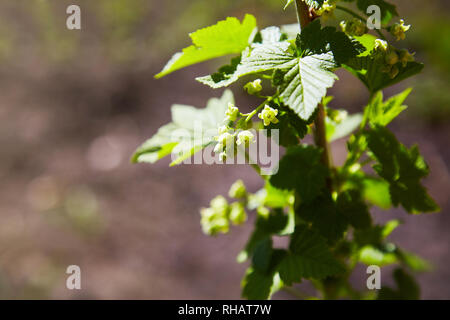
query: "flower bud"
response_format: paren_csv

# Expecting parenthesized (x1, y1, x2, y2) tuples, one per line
(200, 207, 229, 235)
(244, 79, 262, 95)
(229, 202, 247, 225)
(258, 105, 279, 126)
(210, 195, 228, 213)
(390, 19, 410, 41)
(225, 103, 239, 121)
(341, 18, 367, 37)
(229, 179, 247, 199)
(398, 49, 415, 67)
(385, 50, 399, 65)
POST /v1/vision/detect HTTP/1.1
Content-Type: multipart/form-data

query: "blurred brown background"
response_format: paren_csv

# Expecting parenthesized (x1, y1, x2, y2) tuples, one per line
(0, 0, 448, 299)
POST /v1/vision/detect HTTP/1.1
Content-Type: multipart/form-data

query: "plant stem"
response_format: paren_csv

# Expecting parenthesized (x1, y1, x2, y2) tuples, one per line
(244, 97, 272, 123)
(294, 0, 311, 32)
(295, 0, 332, 191)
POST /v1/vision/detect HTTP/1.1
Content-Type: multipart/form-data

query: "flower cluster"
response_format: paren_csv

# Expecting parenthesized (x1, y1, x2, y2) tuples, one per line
(200, 181, 248, 235)
(373, 39, 415, 79)
(213, 104, 256, 162)
(200, 196, 230, 235)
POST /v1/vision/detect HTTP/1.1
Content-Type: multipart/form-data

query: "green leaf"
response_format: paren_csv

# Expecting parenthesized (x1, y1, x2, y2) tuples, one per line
(326, 112, 363, 141)
(197, 39, 295, 88)
(296, 192, 348, 244)
(298, 20, 365, 64)
(241, 268, 274, 300)
(365, 89, 411, 127)
(263, 182, 294, 209)
(270, 145, 328, 203)
(279, 52, 338, 120)
(252, 238, 275, 274)
(378, 268, 420, 300)
(242, 243, 285, 299)
(155, 14, 257, 78)
(238, 209, 290, 262)
(359, 245, 398, 266)
(354, 219, 400, 247)
(132, 90, 233, 165)
(337, 190, 372, 230)
(284, 0, 295, 9)
(278, 225, 345, 284)
(396, 249, 432, 272)
(200, 21, 364, 120)
(365, 126, 439, 213)
(354, 34, 377, 57)
(361, 176, 392, 209)
(345, 56, 424, 94)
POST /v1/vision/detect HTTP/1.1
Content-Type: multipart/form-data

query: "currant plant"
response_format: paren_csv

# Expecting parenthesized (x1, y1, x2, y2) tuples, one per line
(133, 0, 439, 299)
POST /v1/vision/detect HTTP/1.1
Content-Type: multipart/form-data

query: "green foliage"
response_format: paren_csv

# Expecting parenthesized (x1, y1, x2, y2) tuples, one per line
(278, 225, 345, 284)
(270, 145, 328, 203)
(378, 268, 420, 300)
(365, 126, 439, 213)
(133, 1, 439, 300)
(364, 88, 411, 127)
(132, 90, 233, 165)
(155, 14, 257, 78)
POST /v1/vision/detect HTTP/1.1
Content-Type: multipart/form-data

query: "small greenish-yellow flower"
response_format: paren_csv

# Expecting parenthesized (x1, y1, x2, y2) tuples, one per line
(200, 207, 229, 235)
(331, 110, 348, 124)
(317, 0, 336, 21)
(216, 132, 234, 147)
(225, 103, 239, 121)
(228, 179, 247, 199)
(385, 50, 399, 65)
(244, 79, 262, 95)
(340, 18, 367, 37)
(210, 195, 228, 213)
(258, 105, 279, 126)
(217, 125, 229, 135)
(229, 202, 247, 225)
(374, 39, 389, 53)
(236, 130, 255, 146)
(398, 49, 415, 67)
(390, 19, 410, 41)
